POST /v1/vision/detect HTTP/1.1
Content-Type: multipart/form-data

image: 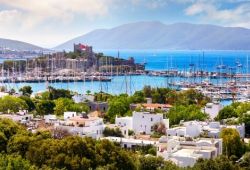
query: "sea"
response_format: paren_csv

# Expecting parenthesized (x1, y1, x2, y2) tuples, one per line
(2, 50, 250, 105)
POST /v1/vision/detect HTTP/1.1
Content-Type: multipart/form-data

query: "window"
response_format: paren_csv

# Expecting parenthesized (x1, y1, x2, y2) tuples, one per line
(151, 118, 153, 121)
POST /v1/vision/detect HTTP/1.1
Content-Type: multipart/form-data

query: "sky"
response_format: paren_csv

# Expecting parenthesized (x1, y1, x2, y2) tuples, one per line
(0, 0, 250, 48)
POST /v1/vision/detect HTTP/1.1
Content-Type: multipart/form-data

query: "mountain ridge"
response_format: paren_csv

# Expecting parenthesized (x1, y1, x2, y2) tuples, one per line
(55, 21, 250, 51)
(0, 38, 44, 51)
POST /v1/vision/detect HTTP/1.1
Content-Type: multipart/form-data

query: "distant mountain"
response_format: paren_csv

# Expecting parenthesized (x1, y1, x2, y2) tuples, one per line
(55, 21, 250, 51)
(0, 38, 44, 51)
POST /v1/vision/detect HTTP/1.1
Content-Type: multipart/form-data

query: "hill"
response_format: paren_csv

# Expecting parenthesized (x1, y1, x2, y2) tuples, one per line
(0, 38, 44, 51)
(55, 21, 250, 51)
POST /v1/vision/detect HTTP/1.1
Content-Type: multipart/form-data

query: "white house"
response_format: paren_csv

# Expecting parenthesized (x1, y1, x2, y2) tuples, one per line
(64, 111, 77, 120)
(132, 111, 169, 135)
(167, 127, 187, 137)
(115, 116, 133, 137)
(44, 114, 58, 124)
(157, 137, 222, 167)
(204, 102, 223, 119)
(167, 120, 245, 138)
(184, 121, 202, 137)
(0, 112, 33, 124)
(55, 115, 105, 139)
(102, 136, 158, 149)
(167, 121, 203, 138)
(115, 111, 169, 137)
(72, 94, 94, 103)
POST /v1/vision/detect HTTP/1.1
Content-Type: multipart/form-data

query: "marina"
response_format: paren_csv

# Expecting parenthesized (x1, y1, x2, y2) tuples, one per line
(1, 49, 250, 104)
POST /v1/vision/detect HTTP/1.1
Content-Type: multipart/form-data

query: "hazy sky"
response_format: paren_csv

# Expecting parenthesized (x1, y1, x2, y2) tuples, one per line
(0, 0, 250, 48)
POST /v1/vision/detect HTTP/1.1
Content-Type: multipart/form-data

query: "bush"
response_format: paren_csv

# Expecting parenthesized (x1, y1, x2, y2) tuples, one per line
(103, 127, 123, 137)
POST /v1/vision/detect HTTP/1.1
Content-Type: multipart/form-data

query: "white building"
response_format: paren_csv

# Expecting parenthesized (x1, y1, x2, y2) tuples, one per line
(184, 121, 203, 137)
(157, 137, 222, 167)
(167, 120, 245, 138)
(204, 102, 223, 119)
(102, 136, 158, 149)
(44, 114, 58, 124)
(115, 111, 169, 137)
(0, 112, 33, 124)
(115, 116, 133, 137)
(72, 94, 94, 103)
(64, 111, 77, 120)
(55, 114, 105, 139)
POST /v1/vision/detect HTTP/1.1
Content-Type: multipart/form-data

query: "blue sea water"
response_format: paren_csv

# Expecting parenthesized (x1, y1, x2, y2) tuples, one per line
(2, 50, 250, 97)
(99, 50, 250, 72)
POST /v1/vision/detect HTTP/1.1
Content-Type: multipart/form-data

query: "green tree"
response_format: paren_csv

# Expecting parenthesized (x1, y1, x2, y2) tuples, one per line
(235, 102, 250, 116)
(168, 104, 208, 126)
(0, 96, 28, 113)
(130, 91, 145, 103)
(94, 92, 113, 102)
(0, 154, 37, 170)
(192, 156, 237, 170)
(7, 134, 33, 157)
(86, 90, 91, 95)
(239, 152, 250, 169)
(48, 86, 72, 100)
(143, 86, 152, 98)
(67, 103, 90, 113)
(19, 86, 33, 96)
(103, 127, 123, 137)
(54, 98, 73, 116)
(40, 91, 50, 100)
(19, 96, 36, 112)
(0, 119, 26, 152)
(36, 100, 55, 116)
(220, 128, 244, 158)
(139, 156, 164, 170)
(216, 105, 237, 120)
(107, 95, 130, 123)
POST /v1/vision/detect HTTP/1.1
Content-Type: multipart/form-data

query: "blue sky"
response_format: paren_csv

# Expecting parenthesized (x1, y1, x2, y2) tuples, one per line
(0, 0, 250, 47)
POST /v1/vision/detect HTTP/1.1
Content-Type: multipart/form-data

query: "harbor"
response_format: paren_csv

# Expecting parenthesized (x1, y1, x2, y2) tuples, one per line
(1, 48, 250, 104)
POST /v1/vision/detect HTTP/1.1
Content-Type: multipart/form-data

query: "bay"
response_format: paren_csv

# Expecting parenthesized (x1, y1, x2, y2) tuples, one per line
(2, 50, 250, 105)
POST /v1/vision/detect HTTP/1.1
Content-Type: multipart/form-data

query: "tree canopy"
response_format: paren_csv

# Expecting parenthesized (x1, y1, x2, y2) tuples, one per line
(220, 128, 245, 158)
(0, 96, 28, 113)
(0, 118, 250, 170)
(167, 104, 208, 126)
(19, 86, 33, 96)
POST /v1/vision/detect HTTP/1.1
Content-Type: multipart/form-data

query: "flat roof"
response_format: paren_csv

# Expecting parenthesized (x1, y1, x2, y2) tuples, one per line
(102, 137, 158, 145)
